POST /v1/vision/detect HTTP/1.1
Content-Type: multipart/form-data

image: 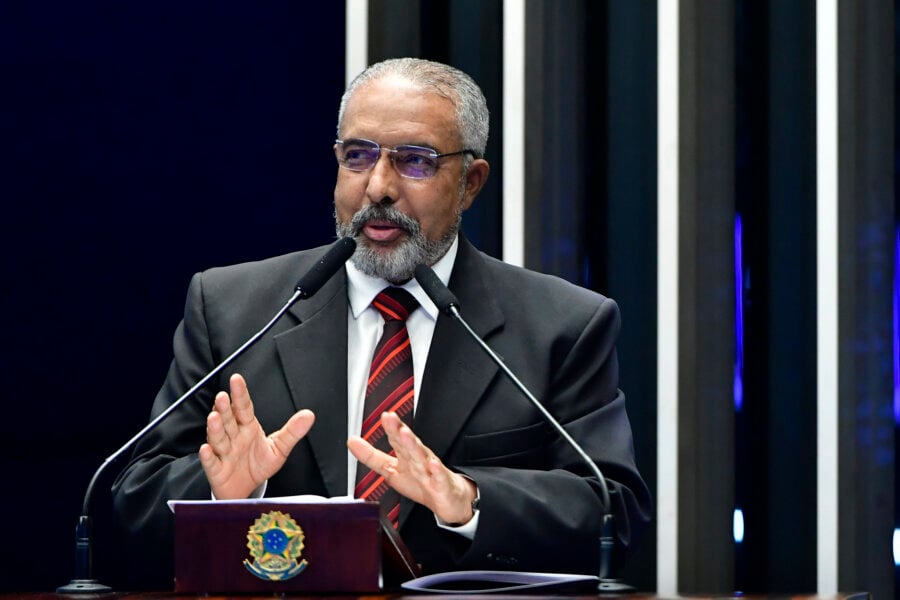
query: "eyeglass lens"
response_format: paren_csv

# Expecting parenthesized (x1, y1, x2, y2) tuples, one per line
(337, 139, 440, 179)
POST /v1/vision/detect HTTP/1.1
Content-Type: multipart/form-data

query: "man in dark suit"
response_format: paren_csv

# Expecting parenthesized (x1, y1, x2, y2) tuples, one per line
(111, 57, 652, 587)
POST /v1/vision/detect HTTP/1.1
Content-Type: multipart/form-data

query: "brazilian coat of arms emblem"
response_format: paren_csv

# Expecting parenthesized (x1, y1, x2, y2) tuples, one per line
(243, 510, 308, 581)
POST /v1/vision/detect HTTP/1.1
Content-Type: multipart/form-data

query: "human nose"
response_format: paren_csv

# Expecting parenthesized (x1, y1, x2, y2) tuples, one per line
(365, 148, 400, 203)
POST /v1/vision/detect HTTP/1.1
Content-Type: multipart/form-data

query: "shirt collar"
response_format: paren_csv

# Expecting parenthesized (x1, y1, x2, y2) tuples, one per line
(346, 235, 459, 322)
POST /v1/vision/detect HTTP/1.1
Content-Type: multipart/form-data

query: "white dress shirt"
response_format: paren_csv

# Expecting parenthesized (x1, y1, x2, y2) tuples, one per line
(243, 236, 477, 536)
(344, 236, 478, 536)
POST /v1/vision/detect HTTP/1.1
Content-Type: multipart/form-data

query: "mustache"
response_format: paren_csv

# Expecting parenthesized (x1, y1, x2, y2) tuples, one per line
(347, 204, 421, 237)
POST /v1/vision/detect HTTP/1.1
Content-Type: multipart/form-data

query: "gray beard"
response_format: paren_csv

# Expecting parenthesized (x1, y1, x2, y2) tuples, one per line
(335, 203, 460, 284)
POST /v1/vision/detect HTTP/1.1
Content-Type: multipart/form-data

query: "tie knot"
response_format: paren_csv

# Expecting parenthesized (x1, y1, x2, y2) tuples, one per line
(373, 287, 419, 322)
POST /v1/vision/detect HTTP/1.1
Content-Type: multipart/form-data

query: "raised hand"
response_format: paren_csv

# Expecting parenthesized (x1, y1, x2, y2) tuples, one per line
(199, 373, 315, 499)
(347, 411, 477, 525)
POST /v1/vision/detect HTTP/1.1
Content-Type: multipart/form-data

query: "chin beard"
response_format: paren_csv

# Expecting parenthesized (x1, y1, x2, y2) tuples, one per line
(335, 203, 460, 284)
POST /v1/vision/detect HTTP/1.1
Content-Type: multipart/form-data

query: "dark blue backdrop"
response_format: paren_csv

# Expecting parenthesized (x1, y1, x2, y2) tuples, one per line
(0, 2, 345, 591)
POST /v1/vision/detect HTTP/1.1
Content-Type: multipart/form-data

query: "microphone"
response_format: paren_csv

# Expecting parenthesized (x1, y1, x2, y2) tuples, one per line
(413, 264, 633, 594)
(58, 237, 356, 594)
(295, 237, 356, 298)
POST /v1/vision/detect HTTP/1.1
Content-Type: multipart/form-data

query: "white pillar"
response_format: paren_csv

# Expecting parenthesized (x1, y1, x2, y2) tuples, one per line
(657, 0, 680, 595)
(815, 0, 839, 594)
(345, 0, 368, 86)
(502, 0, 525, 267)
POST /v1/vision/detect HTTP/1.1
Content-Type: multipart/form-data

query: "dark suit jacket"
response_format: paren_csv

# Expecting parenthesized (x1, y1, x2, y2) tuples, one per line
(111, 235, 652, 587)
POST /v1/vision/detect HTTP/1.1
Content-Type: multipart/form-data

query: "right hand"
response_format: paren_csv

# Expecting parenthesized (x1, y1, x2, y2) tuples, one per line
(198, 373, 315, 499)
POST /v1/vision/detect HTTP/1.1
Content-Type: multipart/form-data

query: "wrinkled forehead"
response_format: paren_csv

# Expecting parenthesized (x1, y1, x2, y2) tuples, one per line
(340, 76, 461, 144)
(361, 72, 458, 104)
(346, 75, 457, 116)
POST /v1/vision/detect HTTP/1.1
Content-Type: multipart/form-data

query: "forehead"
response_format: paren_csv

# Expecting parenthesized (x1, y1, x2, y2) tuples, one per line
(340, 76, 460, 147)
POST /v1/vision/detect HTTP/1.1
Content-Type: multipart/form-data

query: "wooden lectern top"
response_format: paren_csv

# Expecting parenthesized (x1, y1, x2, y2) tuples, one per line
(172, 500, 418, 595)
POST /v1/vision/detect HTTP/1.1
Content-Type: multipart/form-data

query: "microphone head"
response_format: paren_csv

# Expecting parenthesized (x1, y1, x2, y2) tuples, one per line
(295, 237, 356, 298)
(414, 264, 459, 314)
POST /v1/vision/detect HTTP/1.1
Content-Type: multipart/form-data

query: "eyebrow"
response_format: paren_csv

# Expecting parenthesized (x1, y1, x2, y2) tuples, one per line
(345, 137, 444, 153)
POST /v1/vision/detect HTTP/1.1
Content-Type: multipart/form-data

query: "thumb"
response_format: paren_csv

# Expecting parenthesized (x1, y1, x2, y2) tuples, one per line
(269, 409, 315, 457)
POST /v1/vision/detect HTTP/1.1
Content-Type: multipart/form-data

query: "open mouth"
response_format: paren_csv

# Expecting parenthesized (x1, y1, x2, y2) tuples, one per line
(362, 220, 408, 243)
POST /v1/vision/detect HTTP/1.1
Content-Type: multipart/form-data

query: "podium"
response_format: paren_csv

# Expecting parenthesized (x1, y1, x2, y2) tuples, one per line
(172, 500, 420, 594)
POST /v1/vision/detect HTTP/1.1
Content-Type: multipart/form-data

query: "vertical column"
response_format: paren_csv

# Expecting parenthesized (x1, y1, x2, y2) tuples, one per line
(765, 0, 819, 589)
(522, 0, 588, 281)
(815, 0, 839, 593)
(366, 0, 422, 60)
(345, 0, 368, 85)
(656, 0, 679, 594)
(448, 0, 504, 259)
(503, 0, 525, 267)
(835, 2, 895, 598)
(604, 0, 659, 591)
(364, 0, 504, 257)
(677, 0, 737, 592)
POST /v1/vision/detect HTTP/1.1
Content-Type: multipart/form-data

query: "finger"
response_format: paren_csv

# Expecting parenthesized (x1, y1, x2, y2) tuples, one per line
(213, 391, 240, 441)
(228, 373, 257, 425)
(269, 409, 316, 458)
(382, 414, 431, 467)
(379, 411, 405, 436)
(381, 412, 416, 455)
(205, 409, 232, 455)
(198, 443, 220, 473)
(347, 435, 390, 472)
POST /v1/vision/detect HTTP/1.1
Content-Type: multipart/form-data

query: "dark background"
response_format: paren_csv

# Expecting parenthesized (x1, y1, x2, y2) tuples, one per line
(1, 2, 345, 591)
(2, 1, 895, 596)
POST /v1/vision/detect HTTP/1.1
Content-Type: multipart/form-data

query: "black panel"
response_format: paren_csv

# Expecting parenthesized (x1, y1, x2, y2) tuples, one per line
(596, 0, 659, 592)
(677, 0, 737, 592)
(367, 0, 503, 259)
(762, 0, 818, 591)
(368, 0, 423, 60)
(446, 0, 503, 259)
(523, 1, 589, 282)
(0, 1, 345, 591)
(735, 0, 819, 592)
(837, 2, 895, 599)
(734, 0, 771, 590)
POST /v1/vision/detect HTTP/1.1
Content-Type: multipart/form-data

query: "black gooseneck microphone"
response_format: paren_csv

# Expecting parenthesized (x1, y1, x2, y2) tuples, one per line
(413, 264, 634, 594)
(57, 237, 357, 594)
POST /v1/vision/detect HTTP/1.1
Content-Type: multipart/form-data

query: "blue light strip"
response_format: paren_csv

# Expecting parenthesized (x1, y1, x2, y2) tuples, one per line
(734, 214, 745, 412)
(894, 225, 899, 423)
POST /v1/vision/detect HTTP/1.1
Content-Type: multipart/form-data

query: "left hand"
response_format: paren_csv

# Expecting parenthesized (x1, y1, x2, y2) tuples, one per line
(347, 411, 477, 525)
(199, 373, 315, 499)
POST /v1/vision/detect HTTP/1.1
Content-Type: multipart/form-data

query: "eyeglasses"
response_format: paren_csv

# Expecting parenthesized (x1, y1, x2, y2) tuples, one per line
(334, 138, 477, 179)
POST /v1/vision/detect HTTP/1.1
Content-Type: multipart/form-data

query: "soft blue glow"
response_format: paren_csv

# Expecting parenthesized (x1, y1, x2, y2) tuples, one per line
(734, 214, 745, 412)
(894, 528, 900, 566)
(733, 508, 745, 543)
(894, 226, 899, 423)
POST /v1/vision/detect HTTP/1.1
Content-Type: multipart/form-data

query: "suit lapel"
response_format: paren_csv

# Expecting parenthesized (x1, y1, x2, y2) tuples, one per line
(270, 239, 505, 516)
(400, 237, 504, 526)
(274, 268, 349, 498)
(412, 237, 504, 468)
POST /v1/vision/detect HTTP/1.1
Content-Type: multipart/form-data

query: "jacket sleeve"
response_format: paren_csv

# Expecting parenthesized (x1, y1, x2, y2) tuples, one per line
(450, 297, 652, 575)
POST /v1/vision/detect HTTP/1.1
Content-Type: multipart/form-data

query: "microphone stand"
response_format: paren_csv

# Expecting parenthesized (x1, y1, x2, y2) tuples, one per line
(58, 237, 356, 594)
(413, 264, 633, 593)
(446, 306, 634, 593)
(57, 288, 306, 593)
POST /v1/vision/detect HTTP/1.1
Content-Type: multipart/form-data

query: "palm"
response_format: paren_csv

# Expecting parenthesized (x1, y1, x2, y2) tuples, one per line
(348, 411, 475, 525)
(199, 373, 315, 499)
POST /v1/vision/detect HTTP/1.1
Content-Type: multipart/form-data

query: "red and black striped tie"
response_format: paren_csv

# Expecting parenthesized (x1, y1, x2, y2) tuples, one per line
(355, 287, 419, 528)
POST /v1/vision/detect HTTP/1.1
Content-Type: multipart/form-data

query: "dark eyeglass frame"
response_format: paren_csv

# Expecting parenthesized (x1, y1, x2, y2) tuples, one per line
(334, 138, 478, 180)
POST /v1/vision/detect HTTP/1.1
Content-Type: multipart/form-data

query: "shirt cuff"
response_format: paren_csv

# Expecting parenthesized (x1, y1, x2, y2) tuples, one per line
(210, 480, 267, 500)
(434, 483, 480, 540)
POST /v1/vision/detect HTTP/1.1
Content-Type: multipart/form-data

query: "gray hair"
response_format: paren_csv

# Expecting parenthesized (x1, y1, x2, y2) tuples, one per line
(336, 57, 490, 159)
